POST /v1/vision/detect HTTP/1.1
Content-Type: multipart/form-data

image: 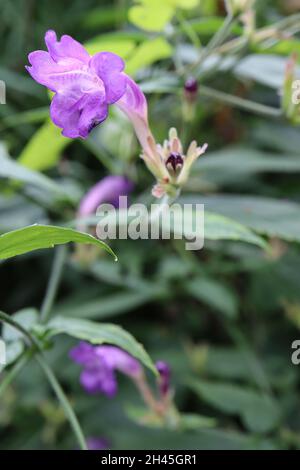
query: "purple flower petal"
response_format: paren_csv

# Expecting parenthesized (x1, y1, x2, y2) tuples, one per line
(45, 30, 90, 64)
(69, 341, 96, 366)
(50, 88, 108, 138)
(80, 365, 117, 397)
(87, 437, 110, 451)
(26, 51, 83, 93)
(70, 342, 142, 397)
(78, 175, 134, 216)
(90, 52, 126, 104)
(96, 346, 142, 378)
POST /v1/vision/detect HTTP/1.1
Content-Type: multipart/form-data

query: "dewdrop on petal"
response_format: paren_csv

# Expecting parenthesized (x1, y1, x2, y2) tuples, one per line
(141, 128, 207, 199)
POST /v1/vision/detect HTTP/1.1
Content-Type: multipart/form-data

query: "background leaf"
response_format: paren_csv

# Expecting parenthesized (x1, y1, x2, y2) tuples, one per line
(182, 195, 300, 243)
(18, 120, 69, 171)
(189, 379, 281, 433)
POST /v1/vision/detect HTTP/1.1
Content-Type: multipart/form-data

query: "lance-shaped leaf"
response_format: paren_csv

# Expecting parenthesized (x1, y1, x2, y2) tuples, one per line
(0, 224, 116, 261)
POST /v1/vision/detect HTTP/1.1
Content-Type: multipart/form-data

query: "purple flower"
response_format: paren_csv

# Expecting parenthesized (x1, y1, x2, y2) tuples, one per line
(156, 360, 171, 396)
(69, 342, 142, 397)
(26, 30, 151, 145)
(86, 437, 109, 451)
(78, 175, 133, 217)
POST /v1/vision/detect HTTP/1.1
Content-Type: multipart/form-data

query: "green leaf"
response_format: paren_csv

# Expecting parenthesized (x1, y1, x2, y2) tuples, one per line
(234, 54, 300, 89)
(85, 35, 136, 58)
(0, 308, 39, 370)
(140, 74, 180, 93)
(0, 195, 45, 233)
(128, 0, 173, 32)
(0, 66, 45, 98)
(184, 194, 300, 243)
(47, 316, 156, 374)
(0, 225, 116, 261)
(2, 308, 38, 342)
(18, 119, 70, 171)
(126, 38, 173, 75)
(194, 147, 300, 181)
(81, 7, 127, 29)
(0, 341, 24, 371)
(170, 204, 267, 248)
(205, 347, 253, 381)
(187, 277, 238, 318)
(204, 212, 268, 248)
(0, 143, 72, 200)
(255, 38, 300, 56)
(54, 290, 157, 320)
(169, 0, 199, 8)
(180, 413, 217, 430)
(189, 379, 281, 433)
(128, 0, 199, 31)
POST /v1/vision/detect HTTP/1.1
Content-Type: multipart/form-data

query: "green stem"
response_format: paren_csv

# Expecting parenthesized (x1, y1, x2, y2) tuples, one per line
(188, 13, 235, 74)
(176, 11, 201, 50)
(40, 245, 67, 323)
(0, 353, 30, 397)
(35, 354, 87, 450)
(199, 85, 282, 118)
(0, 310, 87, 450)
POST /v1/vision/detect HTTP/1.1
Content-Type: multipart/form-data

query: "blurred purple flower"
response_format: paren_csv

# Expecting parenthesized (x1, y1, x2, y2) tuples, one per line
(156, 360, 171, 396)
(78, 175, 133, 217)
(69, 342, 142, 397)
(26, 30, 150, 145)
(86, 437, 110, 451)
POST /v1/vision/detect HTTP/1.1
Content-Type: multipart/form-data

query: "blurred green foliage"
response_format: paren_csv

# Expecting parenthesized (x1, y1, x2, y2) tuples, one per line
(1, 0, 300, 451)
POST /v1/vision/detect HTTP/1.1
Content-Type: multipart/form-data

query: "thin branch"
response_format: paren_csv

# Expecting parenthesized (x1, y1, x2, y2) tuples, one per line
(199, 85, 282, 118)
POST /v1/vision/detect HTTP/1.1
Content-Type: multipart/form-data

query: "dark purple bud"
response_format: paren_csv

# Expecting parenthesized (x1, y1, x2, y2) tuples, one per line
(184, 77, 198, 95)
(156, 360, 171, 396)
(166, 153, 184, 173)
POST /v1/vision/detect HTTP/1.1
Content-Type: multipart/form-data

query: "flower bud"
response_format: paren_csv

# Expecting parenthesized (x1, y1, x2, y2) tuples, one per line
(156, 360, 171, 397)
(184, 77, 198, 101)
(183, 77, 198, 122)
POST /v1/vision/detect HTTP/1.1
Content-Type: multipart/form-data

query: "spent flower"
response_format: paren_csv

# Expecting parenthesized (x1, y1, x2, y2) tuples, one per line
(143, 128, 207, 198)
